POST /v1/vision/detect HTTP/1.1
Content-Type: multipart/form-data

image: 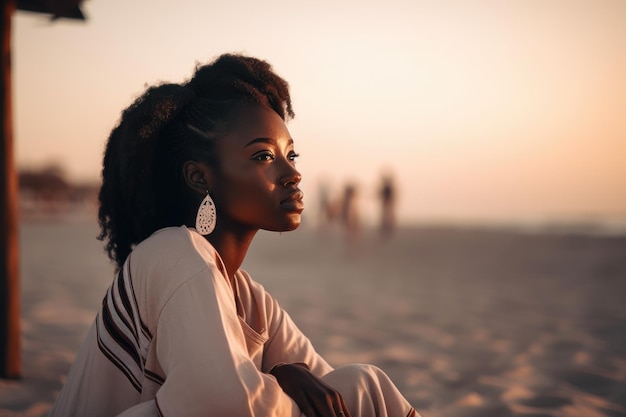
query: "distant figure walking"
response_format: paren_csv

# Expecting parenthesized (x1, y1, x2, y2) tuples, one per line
(379, 173, 396, 238)
(340, 183, 360, 249)
(317, 180, 333, 232)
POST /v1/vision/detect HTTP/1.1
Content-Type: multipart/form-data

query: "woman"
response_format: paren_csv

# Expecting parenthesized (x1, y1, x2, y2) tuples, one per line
(49, 53, 418, 417)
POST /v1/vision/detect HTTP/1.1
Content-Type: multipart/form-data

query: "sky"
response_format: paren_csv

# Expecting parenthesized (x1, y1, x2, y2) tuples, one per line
(12, 0, 626, 227)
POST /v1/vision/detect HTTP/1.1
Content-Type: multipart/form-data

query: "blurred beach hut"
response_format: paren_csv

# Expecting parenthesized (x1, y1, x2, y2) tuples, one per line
(1, 0, 85, 378)
(15, 0, 86, 20)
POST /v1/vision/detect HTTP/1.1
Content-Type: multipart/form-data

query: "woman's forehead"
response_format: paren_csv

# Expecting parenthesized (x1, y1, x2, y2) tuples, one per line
(222, 104, 292, 147)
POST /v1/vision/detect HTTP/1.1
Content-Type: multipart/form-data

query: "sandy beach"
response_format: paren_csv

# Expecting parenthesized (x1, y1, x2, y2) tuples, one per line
(1, 219, 625, 417)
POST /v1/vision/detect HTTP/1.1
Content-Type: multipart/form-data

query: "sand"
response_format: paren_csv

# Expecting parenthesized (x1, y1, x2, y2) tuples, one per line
(1, 220, 625, 417)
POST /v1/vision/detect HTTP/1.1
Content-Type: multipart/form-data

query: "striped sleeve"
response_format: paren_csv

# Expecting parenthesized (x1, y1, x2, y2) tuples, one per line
(95, 256, 163, 392)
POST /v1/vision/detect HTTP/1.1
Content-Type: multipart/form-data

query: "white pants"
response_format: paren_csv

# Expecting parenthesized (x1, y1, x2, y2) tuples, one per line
(117, 364, 417, 417)
(319, 364, 418, 417)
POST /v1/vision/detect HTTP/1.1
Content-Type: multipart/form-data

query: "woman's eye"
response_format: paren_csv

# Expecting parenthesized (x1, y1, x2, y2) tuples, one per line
(253, 152, 274, 161)
(288, 152, 300, 162)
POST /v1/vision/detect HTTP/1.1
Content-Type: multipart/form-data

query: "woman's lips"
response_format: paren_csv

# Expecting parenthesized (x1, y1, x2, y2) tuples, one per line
(280, 191, 304, 211)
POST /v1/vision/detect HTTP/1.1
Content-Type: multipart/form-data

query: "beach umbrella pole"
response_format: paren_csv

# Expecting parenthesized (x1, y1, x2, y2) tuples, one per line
(0, 0, 21, 379)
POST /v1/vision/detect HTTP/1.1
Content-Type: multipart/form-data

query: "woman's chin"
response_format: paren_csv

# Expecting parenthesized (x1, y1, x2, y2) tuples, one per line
(265, 216, 302, 233)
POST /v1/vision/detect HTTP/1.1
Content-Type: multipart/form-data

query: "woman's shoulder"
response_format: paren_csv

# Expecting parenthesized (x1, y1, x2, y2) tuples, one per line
(133, 226, 215, 260)
(129, 226, 220, 291)
(137, 225, 195, 245)
(119, 227, 227, 333)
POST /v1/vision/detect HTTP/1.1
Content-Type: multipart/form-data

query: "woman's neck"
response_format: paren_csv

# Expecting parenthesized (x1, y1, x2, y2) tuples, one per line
(206, 229, 257, 279)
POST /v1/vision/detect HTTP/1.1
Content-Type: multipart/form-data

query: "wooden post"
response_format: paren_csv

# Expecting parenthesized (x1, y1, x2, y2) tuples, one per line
(0, 0, 20, 379)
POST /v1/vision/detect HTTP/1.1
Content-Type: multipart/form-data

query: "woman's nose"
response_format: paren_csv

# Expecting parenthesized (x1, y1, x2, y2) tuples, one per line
(280, 164, 302, 187)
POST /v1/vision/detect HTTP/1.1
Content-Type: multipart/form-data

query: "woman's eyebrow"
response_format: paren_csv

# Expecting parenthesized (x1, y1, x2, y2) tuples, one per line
(243, 137, 273, 148)
(243, 137, 293, 148)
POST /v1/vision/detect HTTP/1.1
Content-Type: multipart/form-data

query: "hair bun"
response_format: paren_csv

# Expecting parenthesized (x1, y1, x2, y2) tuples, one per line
(133, 84, 196, 140)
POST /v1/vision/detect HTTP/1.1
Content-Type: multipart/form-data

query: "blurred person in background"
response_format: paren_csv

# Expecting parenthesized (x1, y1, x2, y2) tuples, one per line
(340, 182, 361, 252)
(48, 53, 417, 417)
(378, 171, 397, 239)
(316, 179, 334, 234)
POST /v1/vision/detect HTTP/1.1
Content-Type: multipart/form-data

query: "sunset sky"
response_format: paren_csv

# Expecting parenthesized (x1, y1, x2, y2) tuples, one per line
(12, 0, 626, 227)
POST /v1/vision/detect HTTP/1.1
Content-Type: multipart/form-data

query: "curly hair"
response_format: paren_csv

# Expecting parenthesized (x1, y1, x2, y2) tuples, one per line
(97, 53, 295, 270)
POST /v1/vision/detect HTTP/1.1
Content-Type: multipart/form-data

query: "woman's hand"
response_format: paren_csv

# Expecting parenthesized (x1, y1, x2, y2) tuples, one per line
(270, 363, 352, 417)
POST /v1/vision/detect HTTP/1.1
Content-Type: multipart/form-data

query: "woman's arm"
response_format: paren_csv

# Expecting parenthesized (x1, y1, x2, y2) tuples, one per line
(258, 282, 351, 417)
(258, 281, 334, 377)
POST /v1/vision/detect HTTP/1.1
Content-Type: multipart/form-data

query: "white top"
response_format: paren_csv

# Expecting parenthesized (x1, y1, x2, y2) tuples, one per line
(49, 226, 333, 417)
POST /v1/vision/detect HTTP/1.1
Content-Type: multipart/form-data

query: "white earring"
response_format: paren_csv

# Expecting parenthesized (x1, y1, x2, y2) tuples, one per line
(195, 191, 216, 235)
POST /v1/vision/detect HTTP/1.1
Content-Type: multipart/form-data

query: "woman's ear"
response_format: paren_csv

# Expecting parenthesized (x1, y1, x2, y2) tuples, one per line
(183, 161, 214, 194)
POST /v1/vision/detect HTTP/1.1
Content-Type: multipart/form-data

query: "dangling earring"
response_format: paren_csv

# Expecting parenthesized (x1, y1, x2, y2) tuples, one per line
(195, 191, 216, 235)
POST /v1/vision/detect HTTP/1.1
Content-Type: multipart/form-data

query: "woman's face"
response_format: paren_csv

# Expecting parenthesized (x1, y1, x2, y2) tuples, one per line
(209, 104, 303, 233)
